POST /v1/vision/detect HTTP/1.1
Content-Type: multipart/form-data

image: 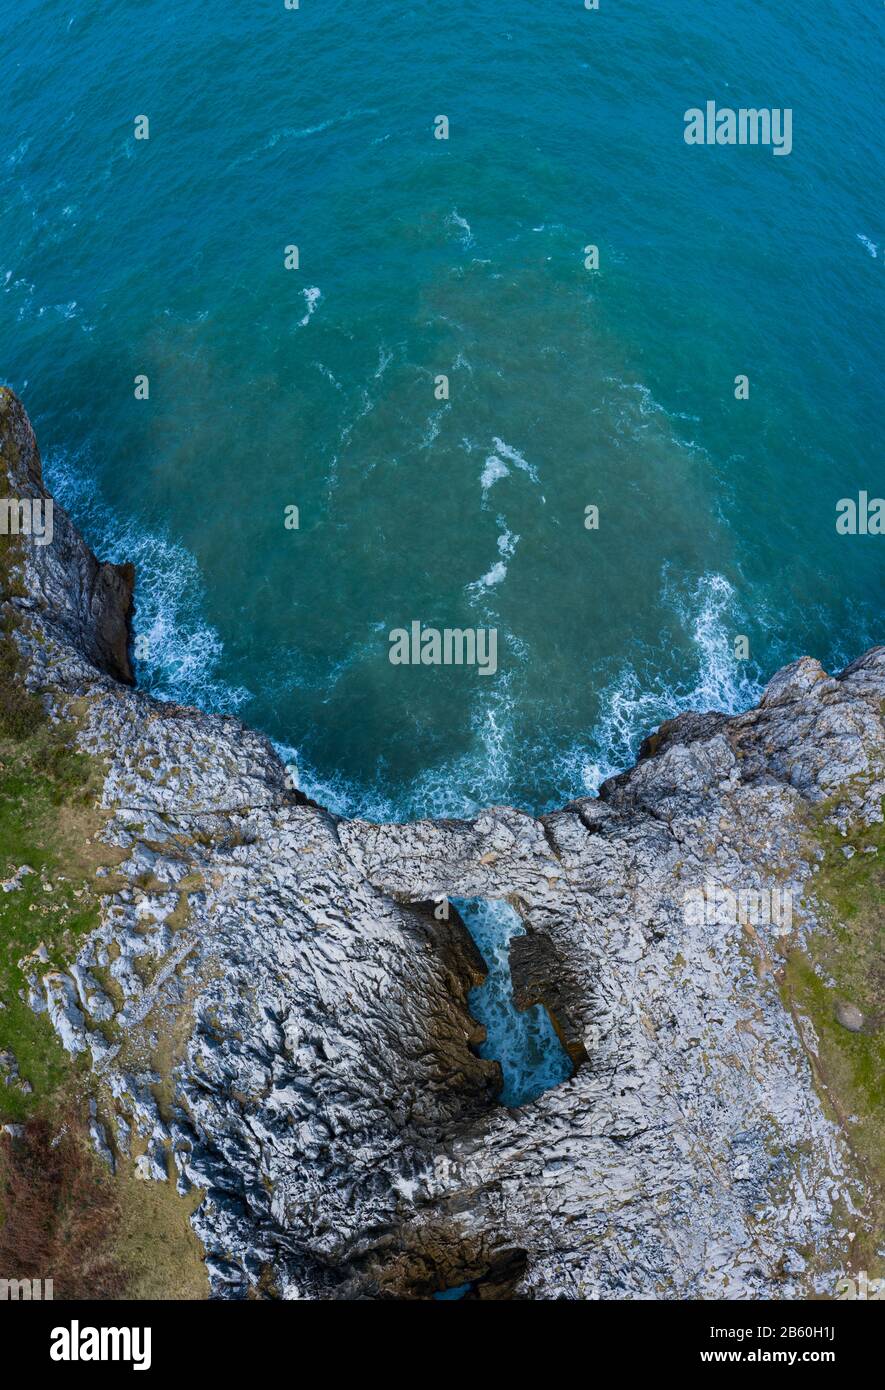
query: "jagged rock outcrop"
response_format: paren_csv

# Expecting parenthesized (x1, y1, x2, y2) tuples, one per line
(1, 388, 882, 1299)
(0, 391, 134, 685)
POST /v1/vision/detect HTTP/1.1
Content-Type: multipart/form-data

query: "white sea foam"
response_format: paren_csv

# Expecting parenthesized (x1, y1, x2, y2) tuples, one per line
(41, 443, 769, 833)
(297, 287, 322, 327)
(454, 897, 572, 1107)
(563, 571, 763, 796)
(420, 405, 448, 449)
(312, 361, 343, 391)
(472, 560, 507, 589)
(292, 572, 764, 825)
(856, 234, 878, 259)
(447, 210, 474, 247)
(36, 300, 80, 321)
(467, 525, 519, 591)
(480, 438, 543, 504)
(490, 436, 540, 485)
(606, 376, 701, 424)
(5, 140, 31, 170)
(238, 109, 378, 164)
(287, 636, 528, 824)
(286, 758, 400, 822)
(43, 446, 252, 715)
(480, 453, 509, 494)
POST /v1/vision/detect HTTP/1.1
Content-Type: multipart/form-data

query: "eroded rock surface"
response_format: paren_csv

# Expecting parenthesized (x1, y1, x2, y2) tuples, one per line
(2, 388, 882, 1299)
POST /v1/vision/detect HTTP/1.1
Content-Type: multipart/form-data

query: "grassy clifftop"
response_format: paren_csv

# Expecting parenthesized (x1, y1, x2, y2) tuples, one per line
(783, 786, 885, 1276)
(0, 405, 208, 1297)
(0, 407, 108, 1120)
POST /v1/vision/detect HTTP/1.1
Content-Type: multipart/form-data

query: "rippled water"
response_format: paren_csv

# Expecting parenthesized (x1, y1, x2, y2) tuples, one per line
(1, 0, 881, 819)
(453, 898, 573, 1108)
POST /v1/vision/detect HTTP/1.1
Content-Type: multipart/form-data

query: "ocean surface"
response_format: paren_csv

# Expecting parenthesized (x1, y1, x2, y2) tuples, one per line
(2, 0, 882, 822)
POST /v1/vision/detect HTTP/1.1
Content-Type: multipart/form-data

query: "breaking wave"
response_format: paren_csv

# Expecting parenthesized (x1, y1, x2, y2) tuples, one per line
(554, 571, 765, 798)
(43, 445, 252, 713)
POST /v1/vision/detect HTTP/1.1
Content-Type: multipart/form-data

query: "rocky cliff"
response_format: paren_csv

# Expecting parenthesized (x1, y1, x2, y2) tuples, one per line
(1, 387, 882, 1299)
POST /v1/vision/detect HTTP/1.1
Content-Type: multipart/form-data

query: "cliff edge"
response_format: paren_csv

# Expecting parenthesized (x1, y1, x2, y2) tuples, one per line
(1, 387, 882, 1299)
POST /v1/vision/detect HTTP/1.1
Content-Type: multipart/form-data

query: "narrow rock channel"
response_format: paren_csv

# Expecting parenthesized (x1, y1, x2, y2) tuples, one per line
(452, 898, 573, 1108)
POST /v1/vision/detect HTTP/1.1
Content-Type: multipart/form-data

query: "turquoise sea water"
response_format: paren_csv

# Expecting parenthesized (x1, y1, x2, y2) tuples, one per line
(453, 898, 573, 1107)
(1, 0, 882, 821)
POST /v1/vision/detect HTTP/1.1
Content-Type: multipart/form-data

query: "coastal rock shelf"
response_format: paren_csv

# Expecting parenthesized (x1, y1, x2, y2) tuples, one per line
(1, 387, 883, 1300)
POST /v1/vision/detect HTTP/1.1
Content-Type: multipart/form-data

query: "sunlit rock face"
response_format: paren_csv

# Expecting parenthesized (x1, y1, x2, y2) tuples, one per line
(3, 388, 883, 1300)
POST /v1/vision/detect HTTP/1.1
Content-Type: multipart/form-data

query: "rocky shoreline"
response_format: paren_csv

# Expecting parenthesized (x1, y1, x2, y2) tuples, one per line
(1, 387, 882, 1299)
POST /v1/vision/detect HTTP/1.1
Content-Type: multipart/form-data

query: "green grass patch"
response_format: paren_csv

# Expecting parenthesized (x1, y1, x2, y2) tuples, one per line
(784, 794, 885, 1272)
(0, 404, 121, 1119)
(0, 392, 208, 1291)
(0, 747, 114, 1120)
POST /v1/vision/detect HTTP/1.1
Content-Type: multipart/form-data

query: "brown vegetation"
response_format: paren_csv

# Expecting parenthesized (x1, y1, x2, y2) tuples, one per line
(0, 1109, 128, 1299)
